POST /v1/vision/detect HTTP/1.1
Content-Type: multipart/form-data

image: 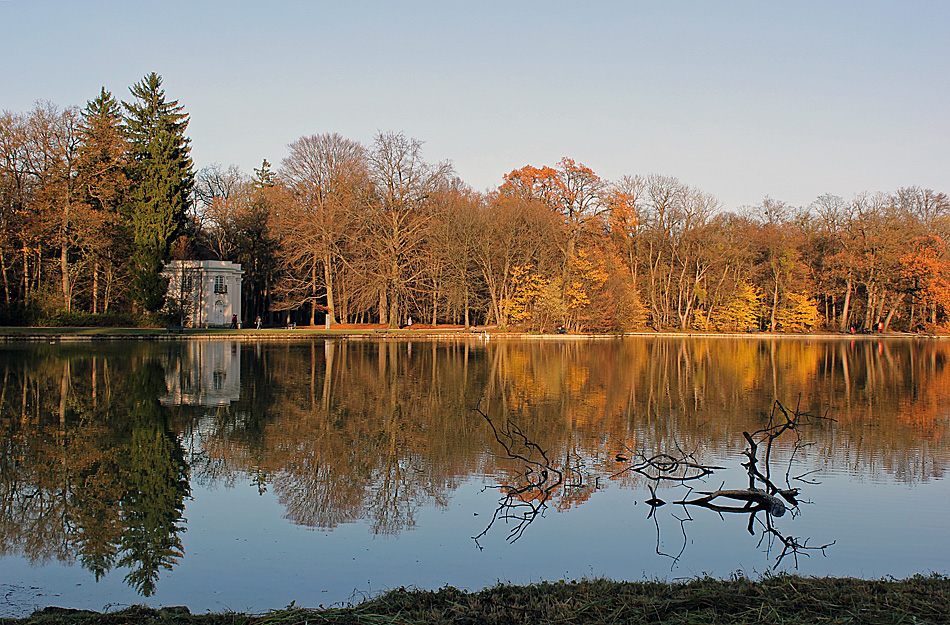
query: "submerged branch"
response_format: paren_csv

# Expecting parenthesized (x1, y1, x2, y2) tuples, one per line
(475, 396, 835, 570)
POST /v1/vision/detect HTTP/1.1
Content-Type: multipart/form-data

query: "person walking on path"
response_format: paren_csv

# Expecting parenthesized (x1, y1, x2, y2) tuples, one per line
(230, 314, 238, 329)
(255, 316, 262, 330)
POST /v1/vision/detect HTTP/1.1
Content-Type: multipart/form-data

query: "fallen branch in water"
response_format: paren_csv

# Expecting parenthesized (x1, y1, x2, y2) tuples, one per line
(472, 401, 564, 547)
(474, 395, 835, 570)
(675, 487, 788, 517)
(656, 398, 836, 568)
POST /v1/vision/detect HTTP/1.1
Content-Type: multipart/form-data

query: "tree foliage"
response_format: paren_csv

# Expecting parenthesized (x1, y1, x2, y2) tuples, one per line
(2, 78, 950, 331)
(123, 73, 194, 311)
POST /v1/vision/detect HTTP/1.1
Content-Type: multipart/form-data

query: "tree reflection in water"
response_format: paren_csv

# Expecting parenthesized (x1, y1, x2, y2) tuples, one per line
(117, 361, 190, 595)
(0, 337, 948, 596)
(0, 346, 188, 596)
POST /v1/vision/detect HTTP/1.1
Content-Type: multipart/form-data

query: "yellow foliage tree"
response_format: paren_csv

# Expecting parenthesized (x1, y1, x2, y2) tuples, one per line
(566, 249, 609, 328)
(774, 291, 819, 332)
(536, 276, 567, 329)
(691, 308, 710, 331)
(711, 281, 761, 331)
(504, 265, 547, 324)
(615, 281, 649, 330)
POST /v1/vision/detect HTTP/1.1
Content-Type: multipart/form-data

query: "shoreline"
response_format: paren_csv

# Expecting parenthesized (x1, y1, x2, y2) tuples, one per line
(0, 326, 941, 342)
(5, 575, 948, 624)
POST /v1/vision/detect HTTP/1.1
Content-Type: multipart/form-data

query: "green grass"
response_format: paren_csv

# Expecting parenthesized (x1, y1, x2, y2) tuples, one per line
(4, 575, 949, 624)
(0, 326, 172, 336)
(0, 327, 437, 338)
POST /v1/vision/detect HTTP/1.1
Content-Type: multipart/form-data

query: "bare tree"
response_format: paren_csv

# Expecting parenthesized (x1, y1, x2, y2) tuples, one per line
(471, 193, 559, 327)
(19, 103, 83, 311)
(896, 186, 950, 237)
(278, 133, 369, 325)
(366, 131, 453, 327)
(193, 163, 245, 260)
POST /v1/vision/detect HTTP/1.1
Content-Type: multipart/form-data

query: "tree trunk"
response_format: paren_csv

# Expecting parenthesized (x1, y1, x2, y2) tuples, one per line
(323, 256, 337, 326)
(310, 257, 318, 326)
(36, 247, 42, 296)
(883, 293, 902, 331)
(875, 288, 887, 328)
(0, 248, 9, 305)
(863, 283, 876, 331)
(22, 247, 29, 301)
(379, 288, 388, 326)
(61, 193, 71, 312)
(92, 261, 99, 314)
(769, 278, 779, 332)
(61, 244, 70, 312)
(464, 286, 470, 328)
(390, 287, 400, 329)
(647, 245, 662, 329)
(103, 263, 113, 313)
(839, 278, 853, 332)
(481, 268, 502, 326)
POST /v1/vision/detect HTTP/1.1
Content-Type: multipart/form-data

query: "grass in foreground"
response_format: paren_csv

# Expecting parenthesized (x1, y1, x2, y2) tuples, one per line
(4, 575, 949, 625)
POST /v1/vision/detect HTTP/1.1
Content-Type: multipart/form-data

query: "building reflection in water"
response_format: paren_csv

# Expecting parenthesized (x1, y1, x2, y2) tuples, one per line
(160, 341, 241, 406)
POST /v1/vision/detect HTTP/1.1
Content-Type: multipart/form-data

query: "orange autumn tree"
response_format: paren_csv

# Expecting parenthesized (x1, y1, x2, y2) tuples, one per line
(501, 158, 605, 259)
(500, 159, 611, 330)
(499, 164, 562, 207)
(900, 235, 950, 328)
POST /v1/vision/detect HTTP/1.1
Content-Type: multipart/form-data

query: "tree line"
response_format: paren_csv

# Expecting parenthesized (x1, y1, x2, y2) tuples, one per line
(3, 73, 949, 331)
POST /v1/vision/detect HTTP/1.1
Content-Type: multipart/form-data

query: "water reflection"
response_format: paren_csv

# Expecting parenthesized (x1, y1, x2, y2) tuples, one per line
(473, 393, 837, 568)
(0, 345, 189, 596)
(160, 341, 241, 407)
(0, 337, 948, 598)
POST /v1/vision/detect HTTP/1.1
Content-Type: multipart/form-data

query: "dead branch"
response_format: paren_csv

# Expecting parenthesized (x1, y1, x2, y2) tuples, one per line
(674, 487, 787, 517)
(667, 399, 835, 568)
(610, 433, 725, 483)
(473, 396, 834, 571)
(473, 402, 564, 547)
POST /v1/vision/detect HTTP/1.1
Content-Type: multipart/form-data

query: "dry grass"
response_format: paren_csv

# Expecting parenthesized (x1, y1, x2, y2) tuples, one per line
(5, 575, 949, 625)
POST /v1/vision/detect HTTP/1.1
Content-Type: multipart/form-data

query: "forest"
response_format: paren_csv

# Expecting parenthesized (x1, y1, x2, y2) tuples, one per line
(2, 73, 949, 332)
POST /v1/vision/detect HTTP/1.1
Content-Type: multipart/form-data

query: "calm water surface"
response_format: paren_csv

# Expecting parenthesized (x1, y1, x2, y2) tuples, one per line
(0, 336, 948, 616)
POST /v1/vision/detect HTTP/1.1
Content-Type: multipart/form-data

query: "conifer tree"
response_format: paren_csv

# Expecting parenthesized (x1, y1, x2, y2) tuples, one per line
(237, 159, 281, 324)
(81, 88, 128, 211)
(79, 88, 130, 313)
(123, 73, 194, 311)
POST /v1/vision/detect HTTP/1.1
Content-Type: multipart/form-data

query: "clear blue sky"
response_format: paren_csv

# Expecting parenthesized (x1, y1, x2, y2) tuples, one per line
(3, 1, 948, 211)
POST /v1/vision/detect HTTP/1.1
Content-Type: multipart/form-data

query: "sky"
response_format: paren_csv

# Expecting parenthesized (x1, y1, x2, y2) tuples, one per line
(2, 1, 948, 212)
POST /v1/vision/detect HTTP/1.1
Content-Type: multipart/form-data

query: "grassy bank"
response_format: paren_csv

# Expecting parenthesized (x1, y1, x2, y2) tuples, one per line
(5, 575, 949, 624)
(0, 327, 445, 341)
(0, 325, 936, 342)
(0, 325, 467, 338)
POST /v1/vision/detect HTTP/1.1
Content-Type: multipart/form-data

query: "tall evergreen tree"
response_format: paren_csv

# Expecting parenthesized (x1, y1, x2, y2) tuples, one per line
(79, 87, 130, 313)
(81, 88, 128, 213)
(123, 73, 194, 311)
(237, 159, 281, 324)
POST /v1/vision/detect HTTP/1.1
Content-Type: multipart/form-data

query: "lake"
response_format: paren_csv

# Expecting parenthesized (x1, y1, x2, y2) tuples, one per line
(0, 335, 948, 617)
